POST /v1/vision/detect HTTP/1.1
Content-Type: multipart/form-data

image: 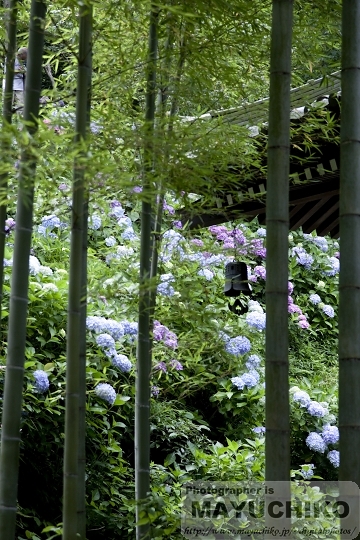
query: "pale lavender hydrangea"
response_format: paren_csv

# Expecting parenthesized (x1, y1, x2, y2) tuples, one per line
(96, 333, 116, 349)
(89, 215, 102, 230)
(294, 248, 314, 269)
(231, 376, 245, 390)
(151, 386, 160, 396)
(117, 216, 132, 228)
(122, 321, 138, 335)
(298, 318, 310, 329)
(306, 432, 327, 453)
(191, 238, 204, 247)
(307, 401, 327, 418)
(246, 311, 266, 331)
(321, 425, 339, 445)
(323, 257, 340, 277)
(253, 426, 266, 434)
(242, 370, 260, 387)
(288, 282, 294, 294)
(225, 336, 251, 356)
(327, 450, 339, 468)
(157, 282, 175, 296)
(310, 294, 321, 305)
(94, 383, 116, 405)
(293, 390, 311, 408)
(254, 266, 266, 280)
(256, 228, 266, 237)
(41, 215, 61, 229)
(33, 370, 50, 393)
(5, 218, 16, 233)
(322, 304, 335, 318)
(198, 268, 214, 280)
(173, 220, 182, 229)
(122, 227, 137, 241)
(105, 236, 117, 247)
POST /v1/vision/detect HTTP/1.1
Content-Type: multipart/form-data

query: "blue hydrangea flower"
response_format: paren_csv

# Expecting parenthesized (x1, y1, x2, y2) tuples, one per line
(293, 390, 311, 408)
(105, 236, 117, 247)
(102, 320, 125, 340)
(246, 355, 261, 370)
(248, 300, 263, 313)
(96, 333, 116, 349)
(29, 255, 41, 275)
(306, 432, 327, 453)
(33, 370, 50, 393)
(309, 293, 321, 305)
(86, 315, 105, 332)
(225, 336, 251, 356)
(112, 354, 132, 372)
(293, 248, 314, 269)
(256, 228, 266, 237)
(41, 215, 61, 229)
(312, 236, 328, 252)
(307, 401, 327, 418)
(242, 371, 259, 388)
(322, 304, 335, 318)
(300, 464, 315, 480)
(246, 311, 266, 331)
(117, 216, 132, 228)
(198, 268, 214, 280)
(122, 321, 138, 335)
(231, 376, 245, 390)
(327, 450, 340, 468)
(157, 282, 175, 296)
(253, 426, 266, 435)
(94, 383, 116, 405)
(88, 215, 102, 230)
(321, 425, 339, 445)
(122, 227, 137, 241)
(218, 331, 230, 343)
(323, 256, 340, 277)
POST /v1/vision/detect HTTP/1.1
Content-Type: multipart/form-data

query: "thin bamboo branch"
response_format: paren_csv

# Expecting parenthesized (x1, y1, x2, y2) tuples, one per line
(265, 0, 293, 533)
(339, 0, 360, 490)
(135, 6, 158, 540)
(0, 1, 46, 538)
(62, 3, 92, 540)
(0, 0, 17, 339)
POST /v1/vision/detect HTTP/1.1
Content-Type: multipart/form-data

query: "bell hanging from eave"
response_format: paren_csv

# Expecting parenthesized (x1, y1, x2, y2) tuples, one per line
(224, 261, 251, 297)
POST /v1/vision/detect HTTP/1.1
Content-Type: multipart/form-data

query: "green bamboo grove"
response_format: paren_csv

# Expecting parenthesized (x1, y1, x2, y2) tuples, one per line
(0, 0, 47, 537)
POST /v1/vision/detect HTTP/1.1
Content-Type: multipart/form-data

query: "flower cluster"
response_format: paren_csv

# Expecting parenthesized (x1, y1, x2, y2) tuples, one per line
(304, 234, 328, 252)
(225, 335, 251, 356)
(94, 383, 116, 405)
(231, 352, 262, 391)
(94, 331, 132, 372)
(246, 301, 266, 331)
(157, 274, 175, 297)
(33, 370, 50, 393)
(288, 287, 310, 329)
(300, 463, 315, 480)
(153, 358, 183, 373)
(292, 246, 314, 269)
(153, 320, 178, 349)
(309, 294, 335, 318)
(323, 256, 339, 277)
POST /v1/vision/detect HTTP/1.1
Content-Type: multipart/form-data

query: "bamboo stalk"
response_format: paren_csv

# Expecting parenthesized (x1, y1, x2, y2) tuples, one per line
(0, 0, 17, 337)
(265, 0, 293, 534)
(339, 0, 360, 495)
(62, 3, 92, 539)
(135, 6, 158, 540)
(77, 5, 92, 538)
(0, 1, 46, 538)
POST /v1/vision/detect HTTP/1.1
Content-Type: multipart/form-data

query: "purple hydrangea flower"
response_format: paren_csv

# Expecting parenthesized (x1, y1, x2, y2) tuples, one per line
(298, 318, 310, 329)
(5, 218, 16, 233)
(94, 383, 116, 405)
(164, 330, 178, 349)
(327, 450, 340, 468)
(307, 401, 327, 418)
(154, 361, 167, 373)
(306, 432, 327, 453)
(58, 183, 68, 191)
(225, 336, 251, 356)
(151, 386, 160, 396)
(132, 186, 142, 193)
(173, 220, 182, 229)
(33, 370, 50, 393)
(191, 238, 204, 247)
(321, 425, 339, 445)
(254, 266, 266, 280)
(288, 282, 294, 294)
(169, 359, 183, 370)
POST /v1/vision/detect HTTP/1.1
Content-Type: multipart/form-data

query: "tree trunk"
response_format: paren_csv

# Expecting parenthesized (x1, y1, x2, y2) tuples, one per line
(135, 6, 158, 540)
(62, 4, 92, 540)
(0, 1, 46, 538)
(265, 0, 293, 533)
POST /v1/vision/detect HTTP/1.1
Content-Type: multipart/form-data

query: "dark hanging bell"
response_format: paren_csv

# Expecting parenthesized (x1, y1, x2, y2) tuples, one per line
(224, 261, 251, 297)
